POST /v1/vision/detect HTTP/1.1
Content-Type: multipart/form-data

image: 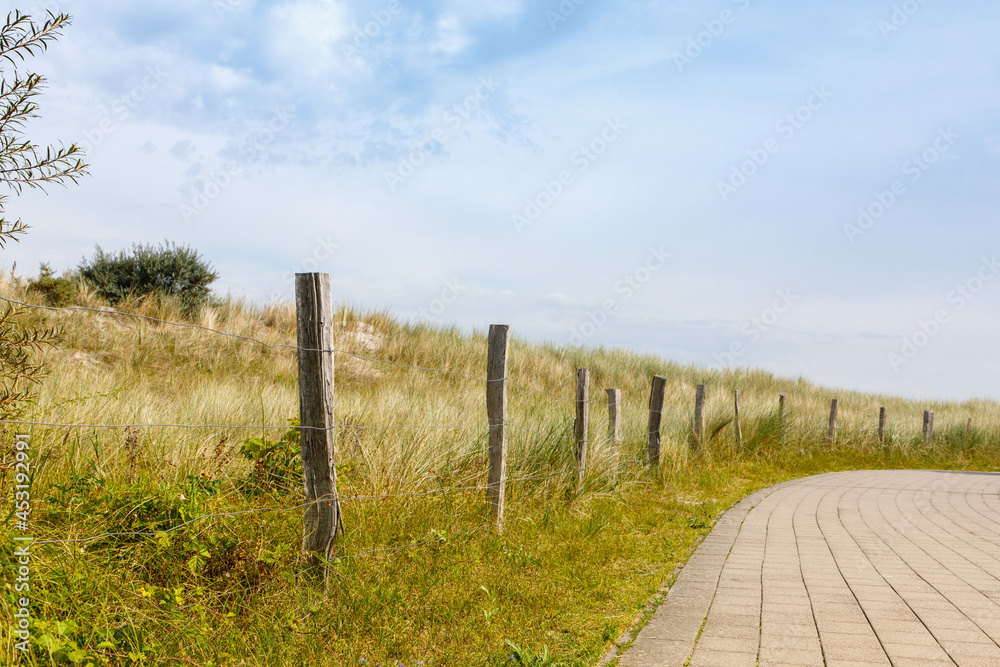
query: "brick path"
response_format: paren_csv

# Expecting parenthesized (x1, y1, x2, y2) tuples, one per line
(618, 470, 1000, 666)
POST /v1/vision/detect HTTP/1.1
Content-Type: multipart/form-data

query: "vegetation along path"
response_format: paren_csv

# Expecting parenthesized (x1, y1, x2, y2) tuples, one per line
(619, 469, 1000, 667)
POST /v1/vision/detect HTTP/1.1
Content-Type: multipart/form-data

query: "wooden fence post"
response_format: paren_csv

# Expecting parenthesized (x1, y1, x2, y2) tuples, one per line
(295, 273, 342, 577)
(923, 410, 934, 444)
(878, 407, 887, 448)
(779, 393, 786, 428)
(647, 376, 666, 467)
(733, 389, 742, 448)
(486, 325, 510, 531)
(574, 368, 590, 491)
(692, 384, 706, 452)
(828, 399, 839, 443)
(606, 388, 622, 479)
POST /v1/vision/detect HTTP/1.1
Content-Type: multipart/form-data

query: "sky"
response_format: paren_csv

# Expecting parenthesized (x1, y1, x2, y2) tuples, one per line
(6, 0, 1000, 401)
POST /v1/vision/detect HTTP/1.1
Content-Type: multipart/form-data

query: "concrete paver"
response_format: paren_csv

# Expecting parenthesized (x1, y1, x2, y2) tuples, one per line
(618, 470, 1000, 666)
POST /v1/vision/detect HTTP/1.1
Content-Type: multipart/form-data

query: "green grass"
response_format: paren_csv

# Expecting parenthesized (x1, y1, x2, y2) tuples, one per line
(2, 274, 1000, 665)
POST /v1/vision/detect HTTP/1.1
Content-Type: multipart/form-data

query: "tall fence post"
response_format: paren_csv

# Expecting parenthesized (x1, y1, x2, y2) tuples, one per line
(647, 375, 666, 467)
(923, 410, 934, 444)
(878, 407, 887, 448)
(828, 399, 839, 443)
(733, 389, 742, 449)
(606, 388, 622, 479)
(486, 325, 510, 532)
(692, 384, 706, 453)
(574, 368, 590, 492)
(294, 273, 342, 578)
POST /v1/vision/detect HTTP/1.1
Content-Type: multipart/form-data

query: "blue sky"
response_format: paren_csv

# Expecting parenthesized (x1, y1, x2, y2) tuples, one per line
(9, 0, 1000, 400)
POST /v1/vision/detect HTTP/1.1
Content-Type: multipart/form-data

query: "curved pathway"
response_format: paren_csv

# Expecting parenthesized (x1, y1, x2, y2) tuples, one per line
(619, 469, 1000, 667)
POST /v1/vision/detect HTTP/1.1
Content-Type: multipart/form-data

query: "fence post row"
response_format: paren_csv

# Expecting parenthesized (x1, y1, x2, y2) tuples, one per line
(647, 375, 667, 467)
(486, 324, 510, 532)
(734, 389, 742, 448)
(606, 388, 622, 479)
(692, 384, 706, 452)
(294, 273, 342, 577)
(878, 407, 887, 447)
(574, 368, 590, 492)
(923, 410, 934, 444)
(828, 399, 839, 443)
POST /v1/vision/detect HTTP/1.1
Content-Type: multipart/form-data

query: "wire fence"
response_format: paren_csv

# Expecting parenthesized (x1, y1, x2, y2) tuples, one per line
(1, 290, 637, 596)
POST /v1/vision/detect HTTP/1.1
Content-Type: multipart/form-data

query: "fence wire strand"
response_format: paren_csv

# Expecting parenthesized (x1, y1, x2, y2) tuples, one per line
(29, 471, 571, 547)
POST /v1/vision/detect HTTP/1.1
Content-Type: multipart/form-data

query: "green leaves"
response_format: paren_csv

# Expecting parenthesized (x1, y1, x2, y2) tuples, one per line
(78, 241, 219, 314)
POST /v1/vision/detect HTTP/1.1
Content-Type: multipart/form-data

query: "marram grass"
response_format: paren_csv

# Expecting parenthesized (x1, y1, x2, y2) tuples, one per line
(2, 274, 999, 666)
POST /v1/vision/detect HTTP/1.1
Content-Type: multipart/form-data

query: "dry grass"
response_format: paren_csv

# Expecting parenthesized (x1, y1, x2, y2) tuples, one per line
(1, 273, 999, 666)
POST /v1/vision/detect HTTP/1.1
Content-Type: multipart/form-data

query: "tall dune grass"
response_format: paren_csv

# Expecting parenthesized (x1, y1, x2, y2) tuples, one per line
(2, 272, 999, 666)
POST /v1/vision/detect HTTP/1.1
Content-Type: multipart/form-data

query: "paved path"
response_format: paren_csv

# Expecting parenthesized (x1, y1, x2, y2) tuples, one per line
(618, 470, 1000, 667)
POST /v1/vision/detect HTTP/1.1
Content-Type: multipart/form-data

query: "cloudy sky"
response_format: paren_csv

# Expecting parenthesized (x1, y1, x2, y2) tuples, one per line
(8, 0, 1000, 400)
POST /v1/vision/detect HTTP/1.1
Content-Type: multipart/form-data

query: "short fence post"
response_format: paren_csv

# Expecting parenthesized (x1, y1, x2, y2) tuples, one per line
(486, 325, 510, 531)
(878, 407, 887, 448)
(294, 273, 342, 579)
(828, 399, 839, 443)
(779, 393, 786, 428)
(574, 368, 590, 491)
(923, 410, 934, 444)
(733, 389, 742, 448)
(606, 388, 622, 479)
(692, 384, 706, 452)
(647, 375, 666, 467)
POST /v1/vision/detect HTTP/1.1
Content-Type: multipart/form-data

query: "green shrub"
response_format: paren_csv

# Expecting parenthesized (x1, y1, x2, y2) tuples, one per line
(78, 241, 218, 312)
(27, 263, 77, 307)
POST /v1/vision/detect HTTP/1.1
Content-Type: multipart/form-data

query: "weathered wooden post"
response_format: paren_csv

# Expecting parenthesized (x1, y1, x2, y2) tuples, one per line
(486, 325, 510, 531)
(779, 393, 786, 429)
(692, 384, 706, 452)
(606, 388, 622, 478)
(647, 376, 666, 467)
(734, 389, 742, 448)
(295, 273, 342, 577)
(574, 368, 590, 491)
(878, 407, 887, 448)
(923, 410, 934, 444)
(828, 399, 839, 443)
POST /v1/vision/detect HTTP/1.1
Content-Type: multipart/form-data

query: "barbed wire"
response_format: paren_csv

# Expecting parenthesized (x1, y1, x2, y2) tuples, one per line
(3, 296, 598, 397)
(28, 471, 571, 547)
(0, 419, 489, 431)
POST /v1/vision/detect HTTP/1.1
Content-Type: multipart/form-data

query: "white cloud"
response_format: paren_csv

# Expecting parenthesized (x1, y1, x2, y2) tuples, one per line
(268, 0, 350, 76)
(430, 15, 471, 55)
